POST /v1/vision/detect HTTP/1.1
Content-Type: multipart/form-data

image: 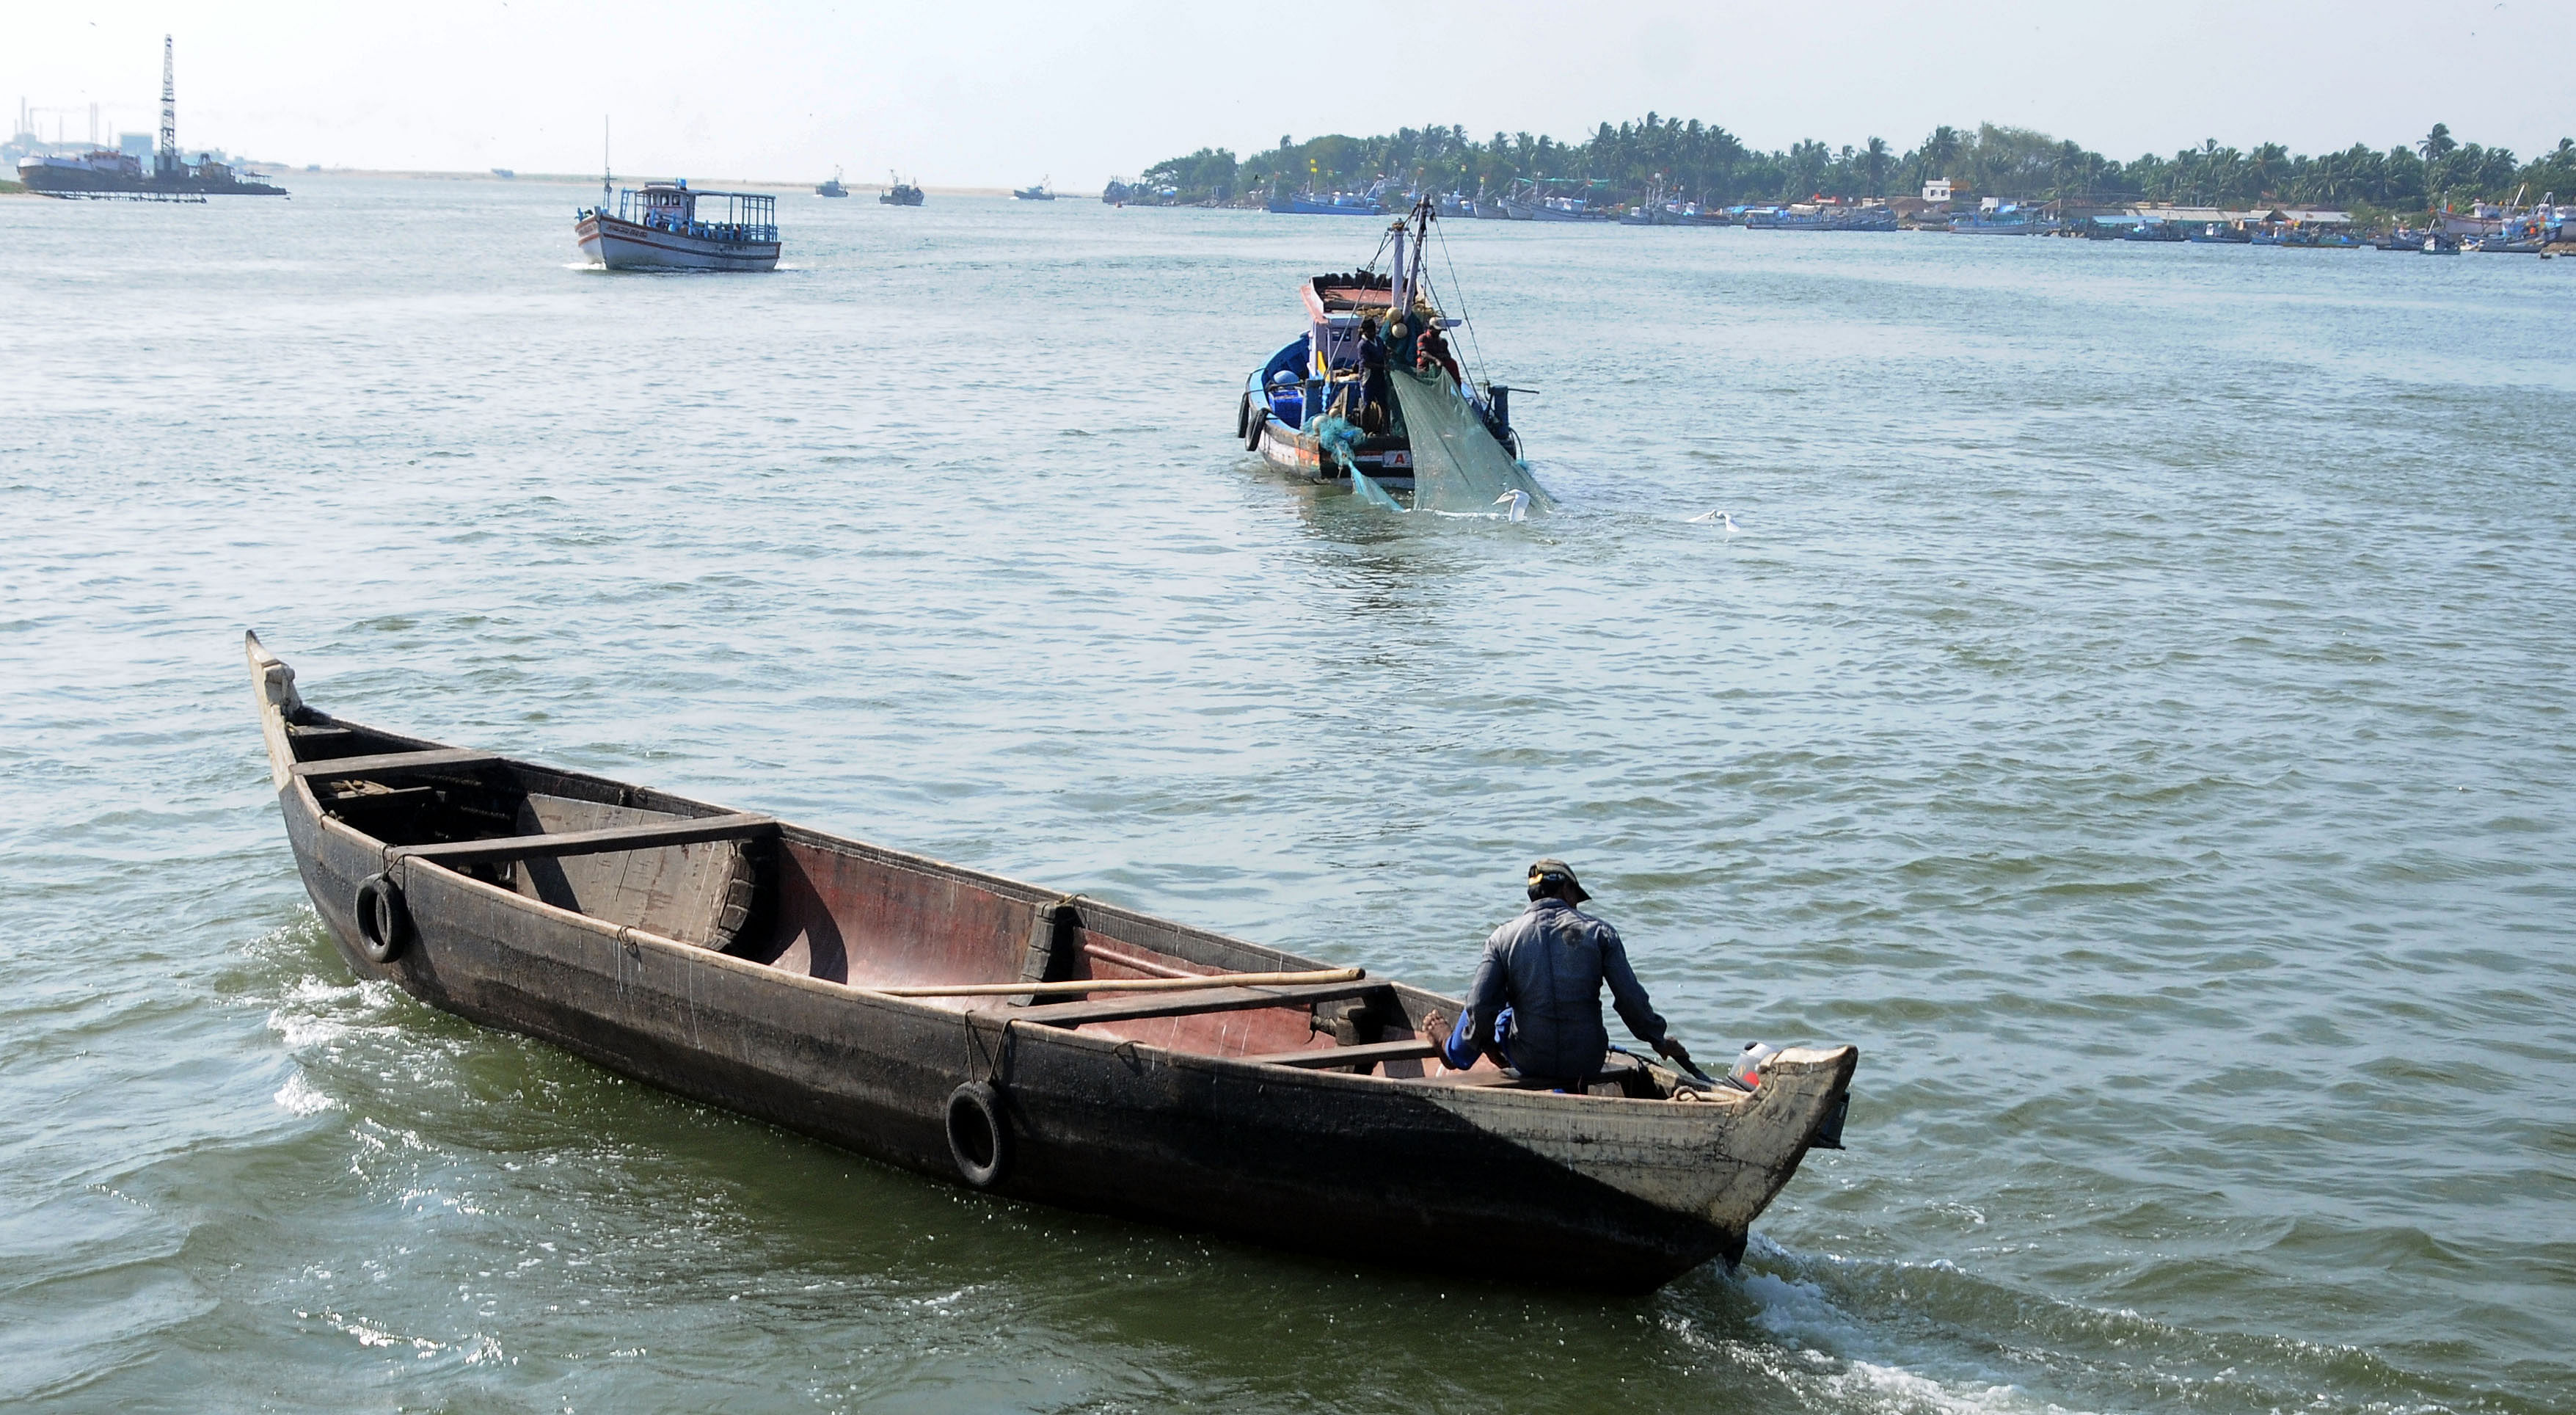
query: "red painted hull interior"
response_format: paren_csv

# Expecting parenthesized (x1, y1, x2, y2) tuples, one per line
(743, 837, 1409, 1067)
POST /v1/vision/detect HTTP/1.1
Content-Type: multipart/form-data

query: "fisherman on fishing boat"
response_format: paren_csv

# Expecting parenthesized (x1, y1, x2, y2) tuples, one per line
(1239, 196, 1552, 517)
(1423, 860, 1699, 1089)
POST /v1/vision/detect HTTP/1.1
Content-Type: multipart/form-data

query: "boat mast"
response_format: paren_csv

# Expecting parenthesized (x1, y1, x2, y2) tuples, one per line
(1390, 213, 1408, 316)
(601, 115, 612, 211)
(1396, 195, 1433, 316)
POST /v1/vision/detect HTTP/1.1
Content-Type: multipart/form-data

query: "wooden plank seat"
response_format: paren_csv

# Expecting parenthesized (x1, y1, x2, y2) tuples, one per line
(1411, 1055, 1660, 1094)
(388, 813, 777, 867)
(1238, 1038, 1442, 1071)
(292, 748, 507, 780)
(1004, 980, 1390, 1029)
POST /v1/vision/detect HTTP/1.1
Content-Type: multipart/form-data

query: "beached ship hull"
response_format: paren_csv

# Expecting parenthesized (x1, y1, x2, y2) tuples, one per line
(17, 153, 285, 196)
(575, 212, 780, 272)
(245, 635, 1854, 1292)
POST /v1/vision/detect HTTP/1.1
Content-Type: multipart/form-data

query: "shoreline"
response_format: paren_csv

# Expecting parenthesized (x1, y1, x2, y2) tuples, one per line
(241, 167, 1087, 198)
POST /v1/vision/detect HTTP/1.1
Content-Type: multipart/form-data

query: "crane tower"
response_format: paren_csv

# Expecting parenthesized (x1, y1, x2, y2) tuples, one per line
(156, 34, 176, 178)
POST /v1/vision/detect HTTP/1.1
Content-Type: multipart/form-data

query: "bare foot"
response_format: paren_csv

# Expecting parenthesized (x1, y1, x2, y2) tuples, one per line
(1420, 1009, 1451, 1050)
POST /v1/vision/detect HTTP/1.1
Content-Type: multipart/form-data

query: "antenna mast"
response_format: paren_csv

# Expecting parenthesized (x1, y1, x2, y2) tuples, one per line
(602, 115, 612, 208)
(156, 34, 176, 177)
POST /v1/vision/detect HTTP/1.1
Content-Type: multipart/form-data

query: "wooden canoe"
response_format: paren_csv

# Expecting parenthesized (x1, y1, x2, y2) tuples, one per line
(244, 633, 1856, 1291)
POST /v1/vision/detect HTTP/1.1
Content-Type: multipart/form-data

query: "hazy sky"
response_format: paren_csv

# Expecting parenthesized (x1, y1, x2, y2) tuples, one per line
(10, 1, 2572, 185)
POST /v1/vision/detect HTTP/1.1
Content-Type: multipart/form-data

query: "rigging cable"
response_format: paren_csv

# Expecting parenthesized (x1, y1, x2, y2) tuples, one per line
(1431, 217, 1492, 395)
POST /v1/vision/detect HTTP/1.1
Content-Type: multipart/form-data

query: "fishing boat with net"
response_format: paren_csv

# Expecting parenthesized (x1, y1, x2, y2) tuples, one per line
(1238, 197, 1556, 517)
(242, 633, 1856, 1291)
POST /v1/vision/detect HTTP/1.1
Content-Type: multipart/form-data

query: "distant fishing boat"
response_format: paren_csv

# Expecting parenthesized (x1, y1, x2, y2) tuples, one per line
(1498, 177, 1614, 222)
(575, 178, 781, 272)
(1654, 199, 1730, 226)
(817, 168, 849, 197)
(1012, 177, 1055, 200)
(1950, 203, 2053, 235)
(1616, 179, 1684, 226)
(881, 172, 925, 206)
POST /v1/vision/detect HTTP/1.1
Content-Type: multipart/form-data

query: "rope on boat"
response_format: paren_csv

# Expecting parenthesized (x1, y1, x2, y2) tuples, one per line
(877, 967, 1363, 998)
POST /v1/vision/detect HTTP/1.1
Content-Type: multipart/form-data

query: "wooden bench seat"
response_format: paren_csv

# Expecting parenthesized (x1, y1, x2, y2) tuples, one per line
(1005, 980, 1388, 1029)
(293, 748, 506, 780)
(390, 813, 776, 866)
(1237, 1038, 1441, 1071)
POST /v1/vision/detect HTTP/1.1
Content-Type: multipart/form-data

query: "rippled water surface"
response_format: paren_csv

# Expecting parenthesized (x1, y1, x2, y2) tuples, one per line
(4, 179, 2572, 1413)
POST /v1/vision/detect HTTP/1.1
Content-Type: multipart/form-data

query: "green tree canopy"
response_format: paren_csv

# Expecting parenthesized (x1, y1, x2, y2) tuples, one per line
(1134, 116, 2568, 213)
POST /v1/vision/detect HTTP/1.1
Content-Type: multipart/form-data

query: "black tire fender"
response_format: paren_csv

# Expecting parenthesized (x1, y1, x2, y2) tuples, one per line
(353, 872, 406, 965)
(1236, 392, 1250, 440)
(1245, 403, 1268, 451)
(944, 1080, 1010, 1188)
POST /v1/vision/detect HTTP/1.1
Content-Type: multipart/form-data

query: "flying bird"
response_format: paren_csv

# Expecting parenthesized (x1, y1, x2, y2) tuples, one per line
(1687, 509, 1739, 532)
(1492, 490, 1531, 523)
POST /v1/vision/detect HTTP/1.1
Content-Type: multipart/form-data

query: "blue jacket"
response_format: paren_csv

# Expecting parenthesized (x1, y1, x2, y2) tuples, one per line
(1440, 897, 1668, 1081)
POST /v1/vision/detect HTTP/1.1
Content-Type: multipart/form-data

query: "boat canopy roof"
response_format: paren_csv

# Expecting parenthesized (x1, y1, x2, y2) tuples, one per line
(632, 180, 774, 202)
(1303, 272, 1395, 321)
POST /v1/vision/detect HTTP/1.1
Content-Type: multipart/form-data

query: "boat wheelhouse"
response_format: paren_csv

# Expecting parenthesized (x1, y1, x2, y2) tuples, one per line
(1239, 197, 1526, 503)
(575, 180, 780, 272)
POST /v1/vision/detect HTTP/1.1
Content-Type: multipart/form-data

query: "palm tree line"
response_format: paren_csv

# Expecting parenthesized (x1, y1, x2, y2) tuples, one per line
(1137, 118, 2576, 220)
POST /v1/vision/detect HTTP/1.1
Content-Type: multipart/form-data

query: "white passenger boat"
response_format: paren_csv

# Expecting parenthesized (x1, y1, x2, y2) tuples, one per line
(574, 179, 780, 272)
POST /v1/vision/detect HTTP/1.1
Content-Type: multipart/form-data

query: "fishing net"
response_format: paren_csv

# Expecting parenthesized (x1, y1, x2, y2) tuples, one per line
(1310, 414, 1406, 509)
(1387, 368, 1555, 516)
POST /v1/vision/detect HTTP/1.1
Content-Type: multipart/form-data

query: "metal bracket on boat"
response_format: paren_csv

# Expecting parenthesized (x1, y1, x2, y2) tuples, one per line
(968, 1014, 1024, 1091)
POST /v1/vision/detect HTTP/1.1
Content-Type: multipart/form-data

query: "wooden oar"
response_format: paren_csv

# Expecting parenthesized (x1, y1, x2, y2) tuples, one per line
(872, 967, 1363, 999)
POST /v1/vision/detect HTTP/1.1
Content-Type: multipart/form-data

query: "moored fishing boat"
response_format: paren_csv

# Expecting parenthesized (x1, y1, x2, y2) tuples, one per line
(1497, 177, 1615, 221)
(1267, 188, 1387, 216)
(243, 633, 1856, 1291)
(1949, 203, 2054, 235)
(1012, 177, 1055, 200)
(882, 172, 925, 205)
(575, 179, 780, 272)
(816, 168, 849, 197)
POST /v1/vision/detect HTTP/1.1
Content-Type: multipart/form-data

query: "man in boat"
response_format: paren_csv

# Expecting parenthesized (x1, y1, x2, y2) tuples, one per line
(1422, 860, 1698, 1088)
(1356, 316, 1393, 432)
(1415, 321, 1462, 385)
